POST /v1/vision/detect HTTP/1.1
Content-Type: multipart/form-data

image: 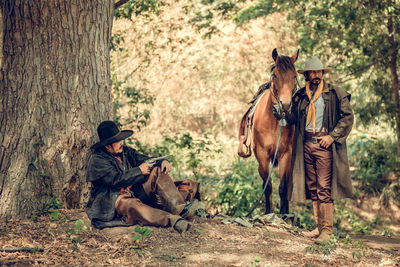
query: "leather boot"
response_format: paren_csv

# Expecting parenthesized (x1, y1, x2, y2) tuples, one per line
(303, 200, 320, 238)
(173, 219, 193, 234)
(143, 167, 186, 215)
(315, 202, 333, 243)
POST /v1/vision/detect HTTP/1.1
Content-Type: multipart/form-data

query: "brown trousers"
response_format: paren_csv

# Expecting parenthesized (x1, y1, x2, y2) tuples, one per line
(115, 167, 186, 228)
(304, 140, 333, 203)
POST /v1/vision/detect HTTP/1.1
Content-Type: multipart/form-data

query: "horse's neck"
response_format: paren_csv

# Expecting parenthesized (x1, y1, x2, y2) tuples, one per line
(256, 90, 275, 120)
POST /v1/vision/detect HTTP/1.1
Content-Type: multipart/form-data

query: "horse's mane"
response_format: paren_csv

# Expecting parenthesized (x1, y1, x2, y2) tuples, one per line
(271, 56, 296, 73)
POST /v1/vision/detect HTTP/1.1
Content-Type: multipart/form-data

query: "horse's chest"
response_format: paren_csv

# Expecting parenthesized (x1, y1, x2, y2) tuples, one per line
(264, 141, 290, 157)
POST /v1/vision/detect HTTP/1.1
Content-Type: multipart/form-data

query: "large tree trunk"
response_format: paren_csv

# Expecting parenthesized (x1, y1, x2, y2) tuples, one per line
(387, 15, 400, 157)
(0, 1, 114, 219)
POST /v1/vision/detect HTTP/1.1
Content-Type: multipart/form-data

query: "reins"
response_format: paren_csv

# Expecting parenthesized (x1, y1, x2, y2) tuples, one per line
(245, 123, 283, 217)
(245, 76, 300, 218)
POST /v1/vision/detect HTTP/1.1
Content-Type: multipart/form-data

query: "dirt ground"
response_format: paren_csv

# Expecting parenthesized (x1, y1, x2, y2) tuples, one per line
(0, 209, 399, 267)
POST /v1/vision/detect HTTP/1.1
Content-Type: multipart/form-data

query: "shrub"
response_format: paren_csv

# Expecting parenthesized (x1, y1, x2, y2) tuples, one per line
(348, 135, 399, 195)
(132, 132, 222, 180)
(212, 158, 264, 217)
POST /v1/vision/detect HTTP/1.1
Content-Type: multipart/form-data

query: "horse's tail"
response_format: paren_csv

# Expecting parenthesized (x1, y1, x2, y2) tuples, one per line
(237, 110, 252, 158)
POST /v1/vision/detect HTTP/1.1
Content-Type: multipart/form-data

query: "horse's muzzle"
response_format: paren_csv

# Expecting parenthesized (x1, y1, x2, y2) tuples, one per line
(281, 103, 292, 114)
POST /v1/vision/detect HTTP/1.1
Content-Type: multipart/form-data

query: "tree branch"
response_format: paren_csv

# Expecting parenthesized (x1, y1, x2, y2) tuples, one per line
(114, 0, 130, 9)
(0, 247, 44, 253)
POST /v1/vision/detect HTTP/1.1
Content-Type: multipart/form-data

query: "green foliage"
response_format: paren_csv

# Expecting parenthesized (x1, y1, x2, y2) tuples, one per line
(183, 0, 243, 38)
(212, 158, 264, 217)
(66, 219, 87, 250)
(134, 132, 222, 179)
(193, 226, 205, 234)
(291, 203, 317, 231)
(30, 195, 62, 222)
(111, 33, 125, 52)
(306, 236, 338, 256)
(349, 135, 399, 194)
(382, 227, 395, 237)
(233, 0, 293, 26)
(334, 200, 386, 234)
(306, 236, 368, 260)
(112, 74, 155, 132)
(114, 0, 165, 19)
(349, 240, 368, 261)
(132, 226, 152, 241)
(379, 181, 400, 207)
(156, 254, 178, 262)
(250, 256, 265, 267)
(131, 248, 144, 257)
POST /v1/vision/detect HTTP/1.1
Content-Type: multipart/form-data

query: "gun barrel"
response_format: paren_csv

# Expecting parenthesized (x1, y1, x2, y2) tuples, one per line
(145, 155, 169, 165)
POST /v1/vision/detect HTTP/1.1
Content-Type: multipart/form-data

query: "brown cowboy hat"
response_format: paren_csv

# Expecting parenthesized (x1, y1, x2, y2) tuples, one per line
(91, 120, 133, 150)
(297, 56, 331, 74)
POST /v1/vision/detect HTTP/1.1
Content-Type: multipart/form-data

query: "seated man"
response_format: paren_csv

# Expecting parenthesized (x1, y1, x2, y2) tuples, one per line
(86, 120, 198, 233)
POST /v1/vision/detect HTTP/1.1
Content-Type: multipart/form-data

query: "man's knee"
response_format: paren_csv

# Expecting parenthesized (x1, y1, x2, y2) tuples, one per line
(150, 166, 162, 175)
(309, 190, 318, 201)
(317, 189, 332, 203)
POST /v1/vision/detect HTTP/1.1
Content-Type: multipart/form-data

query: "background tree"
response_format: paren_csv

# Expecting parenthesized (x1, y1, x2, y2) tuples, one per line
(0, 1, 114, 219)
(187, 0, 400, 156)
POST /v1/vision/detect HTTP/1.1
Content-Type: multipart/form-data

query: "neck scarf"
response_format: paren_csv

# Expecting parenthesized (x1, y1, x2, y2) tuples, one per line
(305, 79, 324, 133)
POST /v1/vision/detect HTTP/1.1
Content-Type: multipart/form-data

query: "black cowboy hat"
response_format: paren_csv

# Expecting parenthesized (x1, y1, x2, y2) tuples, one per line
(91, 120, 133, 150)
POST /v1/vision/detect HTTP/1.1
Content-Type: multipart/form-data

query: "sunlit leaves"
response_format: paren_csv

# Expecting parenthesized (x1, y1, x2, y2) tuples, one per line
(114, 0, 166, 19)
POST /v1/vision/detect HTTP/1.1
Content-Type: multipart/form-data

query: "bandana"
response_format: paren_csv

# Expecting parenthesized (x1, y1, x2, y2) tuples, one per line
(305, 80, 324, 133)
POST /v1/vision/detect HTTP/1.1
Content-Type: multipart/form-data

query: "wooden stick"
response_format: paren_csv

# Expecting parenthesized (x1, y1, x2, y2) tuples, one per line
(0, 247, 44, 253)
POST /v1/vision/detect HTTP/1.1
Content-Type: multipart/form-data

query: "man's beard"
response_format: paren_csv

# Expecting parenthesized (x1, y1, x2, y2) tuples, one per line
(311, 78, 321, 85)
(113, 151, 123, 157)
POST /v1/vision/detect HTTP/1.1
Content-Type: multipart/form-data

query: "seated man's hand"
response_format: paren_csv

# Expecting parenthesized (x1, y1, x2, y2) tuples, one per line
(139, 163, 152, 175)
(161, 160, 171, 174)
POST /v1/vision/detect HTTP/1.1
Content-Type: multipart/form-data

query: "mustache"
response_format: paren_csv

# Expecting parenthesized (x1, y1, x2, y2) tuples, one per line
(311, 78, 321, 83)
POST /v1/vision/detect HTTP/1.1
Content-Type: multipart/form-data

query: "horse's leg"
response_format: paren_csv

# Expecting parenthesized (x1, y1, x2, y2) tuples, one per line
(262, 178, 273, 214)
(278, 152, 291, 214)
(255, 148, 272, 214)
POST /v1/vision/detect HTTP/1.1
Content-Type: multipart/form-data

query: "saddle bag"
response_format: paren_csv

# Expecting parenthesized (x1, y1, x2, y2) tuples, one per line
(174, 179, 200, 202)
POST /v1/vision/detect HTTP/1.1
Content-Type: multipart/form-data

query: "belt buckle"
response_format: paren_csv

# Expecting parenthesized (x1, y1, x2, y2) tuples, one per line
(312, 136, 319, 144)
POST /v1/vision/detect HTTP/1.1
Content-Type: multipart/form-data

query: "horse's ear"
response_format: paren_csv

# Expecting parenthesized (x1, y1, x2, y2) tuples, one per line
(272, 48, 278, 62)
(291, 49, 299, 63)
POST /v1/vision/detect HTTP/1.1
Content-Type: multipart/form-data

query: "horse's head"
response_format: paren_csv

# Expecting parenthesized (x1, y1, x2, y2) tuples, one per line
(271, 48, 299, 114)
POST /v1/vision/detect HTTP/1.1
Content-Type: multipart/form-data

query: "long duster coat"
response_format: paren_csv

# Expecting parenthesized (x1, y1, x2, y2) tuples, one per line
(287, 81, 354, 202)
(86, 146, 150, 229)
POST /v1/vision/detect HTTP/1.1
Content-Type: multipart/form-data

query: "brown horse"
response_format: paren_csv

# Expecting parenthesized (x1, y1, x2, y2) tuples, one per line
(238, 48, 299, 214)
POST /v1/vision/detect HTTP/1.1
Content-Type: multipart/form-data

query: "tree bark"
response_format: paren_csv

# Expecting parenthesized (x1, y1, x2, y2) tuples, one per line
(387, 15, 400, 157)
(0, 0, 114, 219)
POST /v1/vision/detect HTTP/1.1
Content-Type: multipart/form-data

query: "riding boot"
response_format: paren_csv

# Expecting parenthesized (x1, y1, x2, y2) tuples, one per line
(303, 200, 320, 238)
(315, 202, 334, 243)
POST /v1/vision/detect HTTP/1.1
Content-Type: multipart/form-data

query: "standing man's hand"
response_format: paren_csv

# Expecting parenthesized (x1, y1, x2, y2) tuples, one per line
(319, 135, 334, 149)
(139, 163, 152, 175)
(161, 160, 171, 174)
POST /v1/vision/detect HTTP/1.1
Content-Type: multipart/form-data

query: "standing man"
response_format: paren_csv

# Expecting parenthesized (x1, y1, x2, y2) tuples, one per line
(286, 56, 354, 242)
(86, 121, 198, 233)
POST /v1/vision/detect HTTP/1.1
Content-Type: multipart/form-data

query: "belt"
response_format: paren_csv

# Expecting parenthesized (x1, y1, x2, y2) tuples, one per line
(304, 131, 328, 143)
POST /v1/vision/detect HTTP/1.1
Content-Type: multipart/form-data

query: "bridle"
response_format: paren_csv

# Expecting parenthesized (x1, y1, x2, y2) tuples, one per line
(270, 71, 301, 119)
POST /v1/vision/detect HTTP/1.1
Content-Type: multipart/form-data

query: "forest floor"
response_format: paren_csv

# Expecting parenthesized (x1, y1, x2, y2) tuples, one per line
(0, 209, 399, 267)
